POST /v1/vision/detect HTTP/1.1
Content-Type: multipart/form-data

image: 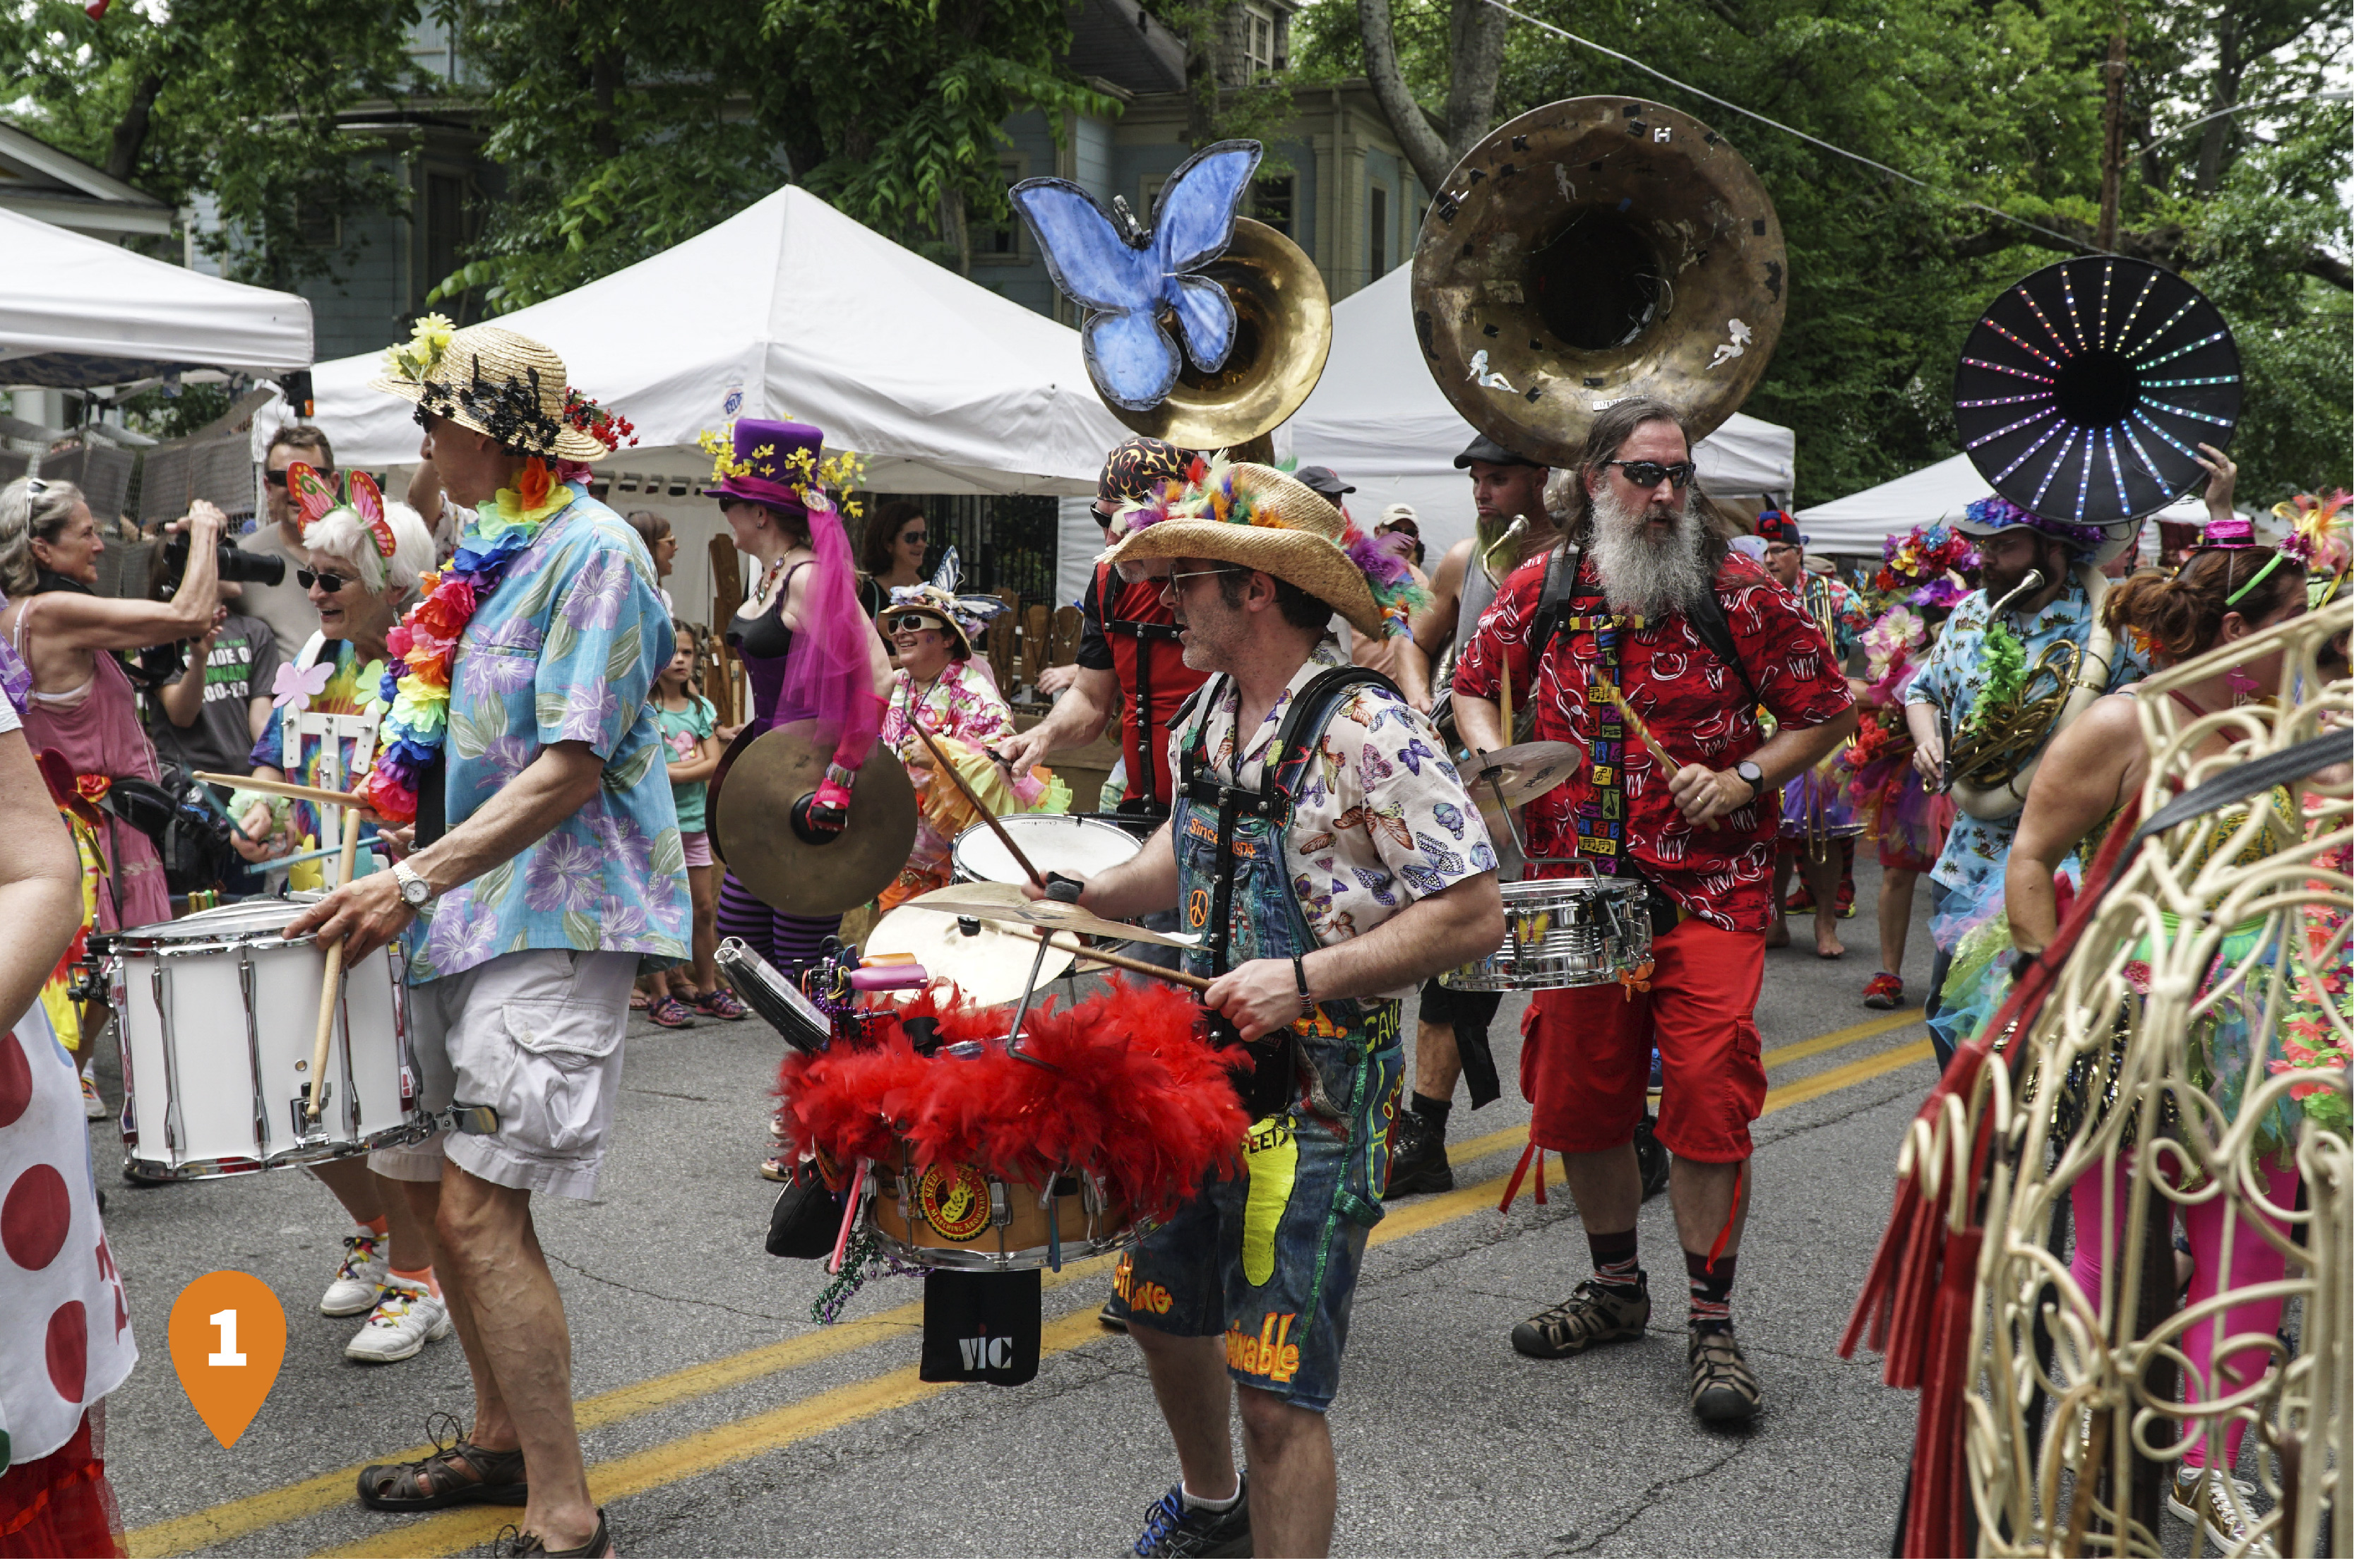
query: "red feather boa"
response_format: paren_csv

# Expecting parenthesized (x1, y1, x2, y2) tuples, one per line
(775, 978, 1250, 1223)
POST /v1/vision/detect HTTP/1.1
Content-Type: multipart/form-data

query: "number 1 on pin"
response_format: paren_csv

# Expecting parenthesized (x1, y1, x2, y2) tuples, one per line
(169, 1271, 285, 1447)
(208, 1308, 248, 1366)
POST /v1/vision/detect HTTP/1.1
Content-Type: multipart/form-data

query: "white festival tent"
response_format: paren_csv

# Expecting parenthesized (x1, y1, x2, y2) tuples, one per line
(1277, 263, 1798, 566)
(0, 207, 313, 388)
(1800, 450, 2212, 556)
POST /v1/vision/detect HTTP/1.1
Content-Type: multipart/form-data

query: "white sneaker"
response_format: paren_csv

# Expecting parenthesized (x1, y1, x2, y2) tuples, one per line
(2168, 1464, 2263, 1555)
(319, 1231, 389, 1316)
(342, 1283, 452, 1363)
(81, 1063, 108, 1122)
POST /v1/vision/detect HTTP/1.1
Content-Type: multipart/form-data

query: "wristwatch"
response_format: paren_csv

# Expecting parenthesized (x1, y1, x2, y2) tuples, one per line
(392, 862, 434, 909)
(1732, 760, 1766, 802)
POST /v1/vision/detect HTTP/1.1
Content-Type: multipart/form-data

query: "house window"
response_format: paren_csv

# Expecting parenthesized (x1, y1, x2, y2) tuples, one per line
(1242, 4, 1277, 75)
(297, 204, 340, 249)
(1369, 185, 1388, 278)
(1253, 176, 1293, 237)
(980, 155, 1027, 262)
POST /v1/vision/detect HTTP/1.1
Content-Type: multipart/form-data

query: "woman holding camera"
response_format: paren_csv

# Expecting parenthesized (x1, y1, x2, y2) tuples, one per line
(0, 476, 227, 1112)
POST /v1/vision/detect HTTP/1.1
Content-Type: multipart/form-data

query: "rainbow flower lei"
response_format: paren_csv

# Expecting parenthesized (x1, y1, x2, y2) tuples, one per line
(361, 468, 576, 824)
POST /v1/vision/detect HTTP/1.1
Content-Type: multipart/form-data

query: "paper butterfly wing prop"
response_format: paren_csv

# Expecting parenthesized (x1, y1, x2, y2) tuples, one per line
(929, 544, 964, 594)
(346, 470, 398, 559)
(286, 462, 338, 527)
(1009, 139, 1262, 414)
(271, 660, 333, 714)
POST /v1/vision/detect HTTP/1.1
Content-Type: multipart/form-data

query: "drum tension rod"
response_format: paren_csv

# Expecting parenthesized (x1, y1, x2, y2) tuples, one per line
(1005, 875, 1087, 1068)
(1478, 758, 1532, 861)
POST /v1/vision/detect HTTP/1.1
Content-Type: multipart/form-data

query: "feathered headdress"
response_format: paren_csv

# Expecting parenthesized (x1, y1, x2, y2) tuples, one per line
(2273, 489, 2352, 609)
(879, 547, 1011, 663)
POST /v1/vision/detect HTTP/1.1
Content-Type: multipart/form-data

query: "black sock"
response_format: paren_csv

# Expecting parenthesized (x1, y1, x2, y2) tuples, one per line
(1409, 1091, 1452, 1130)
(1587, 1226, 1642, 1292)
(1685, 1248, 1738, 1331)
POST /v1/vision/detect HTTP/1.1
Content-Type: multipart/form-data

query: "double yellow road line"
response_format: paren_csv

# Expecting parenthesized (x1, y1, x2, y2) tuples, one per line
(131, 1010, 1930, 1558)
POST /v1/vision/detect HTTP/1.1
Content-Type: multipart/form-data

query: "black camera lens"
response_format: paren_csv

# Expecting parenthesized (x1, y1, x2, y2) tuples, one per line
(215, 544, 285, 586)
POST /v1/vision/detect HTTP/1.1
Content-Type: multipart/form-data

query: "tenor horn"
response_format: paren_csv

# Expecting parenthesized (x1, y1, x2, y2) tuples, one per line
(1410, 97, 1788, 463)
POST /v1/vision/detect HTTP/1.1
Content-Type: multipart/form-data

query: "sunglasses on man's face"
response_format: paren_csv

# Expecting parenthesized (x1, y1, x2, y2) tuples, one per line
(884, 614, 942, 634)
(1603, 459, 1697, 489)
(297, 568, 352, 594)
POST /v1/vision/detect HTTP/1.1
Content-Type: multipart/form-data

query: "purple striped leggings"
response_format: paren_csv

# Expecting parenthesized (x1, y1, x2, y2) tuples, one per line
(716, 868, 839, 976)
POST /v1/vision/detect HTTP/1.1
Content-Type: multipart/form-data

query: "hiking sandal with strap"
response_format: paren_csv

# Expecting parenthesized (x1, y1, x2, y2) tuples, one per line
(496, 1509, 612, 1557)
(357, 1416, 529, 1512)
(1687, 1324, 1764, 1423)
(1510, 1276, 1650, 1359)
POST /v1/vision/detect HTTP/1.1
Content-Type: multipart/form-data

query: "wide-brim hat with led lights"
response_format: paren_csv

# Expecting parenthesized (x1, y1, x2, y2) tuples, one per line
(1951, 494, 2135, 567)
(1099, 460, 1427, 640)
(371, 318, 608, 463)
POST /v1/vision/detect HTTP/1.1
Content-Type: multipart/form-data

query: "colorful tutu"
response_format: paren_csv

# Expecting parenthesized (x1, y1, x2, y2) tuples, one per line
(1779, 756, 1862, 841)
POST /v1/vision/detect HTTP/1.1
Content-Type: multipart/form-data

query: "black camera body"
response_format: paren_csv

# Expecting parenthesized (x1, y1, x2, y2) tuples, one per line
(155, 530, 287, 599)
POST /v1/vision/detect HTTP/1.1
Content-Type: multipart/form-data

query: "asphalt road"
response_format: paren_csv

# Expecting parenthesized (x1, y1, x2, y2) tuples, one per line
(90, 870, 1954, 1559)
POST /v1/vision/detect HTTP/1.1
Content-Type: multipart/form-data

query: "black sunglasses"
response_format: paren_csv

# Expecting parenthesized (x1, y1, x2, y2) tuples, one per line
(1604, 460, 1697, 489)
(902, 530, 926, 545)
(884, 614, 942, 633)
(297, 568, 351, 593)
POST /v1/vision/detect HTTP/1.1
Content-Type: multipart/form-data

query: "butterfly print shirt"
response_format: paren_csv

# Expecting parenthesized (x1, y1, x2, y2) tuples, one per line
(1452, 549, 1853, 933)
(1169, 640, 1496, 997)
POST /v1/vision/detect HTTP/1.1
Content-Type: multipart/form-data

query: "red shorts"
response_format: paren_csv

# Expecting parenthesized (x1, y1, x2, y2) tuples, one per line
(1519, 917, 1767, 1164)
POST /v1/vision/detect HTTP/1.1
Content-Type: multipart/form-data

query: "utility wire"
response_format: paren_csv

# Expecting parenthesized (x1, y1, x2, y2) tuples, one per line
(2141, 89, 2348, 144)
(1476, 0, 2122, 254)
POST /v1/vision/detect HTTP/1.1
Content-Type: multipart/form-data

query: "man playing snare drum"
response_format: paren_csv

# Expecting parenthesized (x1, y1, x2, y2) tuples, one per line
(289, 321, 687, 1558)
(1450, 398, 1854, 1425)
(1029, 465, 1504, 1557)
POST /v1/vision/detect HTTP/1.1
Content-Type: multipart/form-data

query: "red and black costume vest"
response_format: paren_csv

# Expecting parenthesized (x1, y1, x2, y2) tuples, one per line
(1096, 561, 1209, 815)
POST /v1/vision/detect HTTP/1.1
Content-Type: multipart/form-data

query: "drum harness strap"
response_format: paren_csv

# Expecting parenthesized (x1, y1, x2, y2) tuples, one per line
(1099, 562, 1186, 818)
(1180, 664, 1406, 1122)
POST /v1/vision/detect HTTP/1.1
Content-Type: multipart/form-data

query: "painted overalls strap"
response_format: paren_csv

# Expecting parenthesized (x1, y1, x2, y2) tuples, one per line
(1174, 664, 1407, 1121)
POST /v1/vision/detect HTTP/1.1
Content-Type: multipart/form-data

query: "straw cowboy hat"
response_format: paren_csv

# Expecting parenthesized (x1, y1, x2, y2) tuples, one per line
(1099, 461, 1425, 641)
(371, 317, 609, 464)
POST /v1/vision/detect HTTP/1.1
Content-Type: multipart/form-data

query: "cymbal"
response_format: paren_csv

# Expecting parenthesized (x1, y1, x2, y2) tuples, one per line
(861, 904, 1075, 1008)
(710, 720, 917, 916)
(914, 887, 1198, 950)
(1468, 740, 1583, 822)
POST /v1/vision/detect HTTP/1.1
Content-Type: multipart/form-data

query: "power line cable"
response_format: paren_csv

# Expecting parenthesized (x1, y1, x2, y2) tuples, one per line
(1476, 0, 2112, 253)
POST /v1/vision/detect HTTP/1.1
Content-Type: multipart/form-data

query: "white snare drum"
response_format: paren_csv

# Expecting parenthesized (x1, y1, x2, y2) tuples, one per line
(109, 901, 422, 1180)
(1440, 875, 1654, 992)
(950, 814, 1143, 887)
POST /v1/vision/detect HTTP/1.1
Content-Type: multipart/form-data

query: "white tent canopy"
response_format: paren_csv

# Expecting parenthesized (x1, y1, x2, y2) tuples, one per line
(1279, 263, 1798, 562)
(1800, 450, 2209, 555)
(0, 208, 313, 389)
(307, 185, 1128, 494)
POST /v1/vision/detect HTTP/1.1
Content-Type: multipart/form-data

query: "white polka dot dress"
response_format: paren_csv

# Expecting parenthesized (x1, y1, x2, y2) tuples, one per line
(1, 1001, 136, 1467)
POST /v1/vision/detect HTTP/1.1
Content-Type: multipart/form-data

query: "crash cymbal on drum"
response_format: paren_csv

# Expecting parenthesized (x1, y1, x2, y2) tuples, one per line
(862, 904, 1075, 1007)
(910, 881, 1032, 909)
(914, 892, 1198, 950)
(1471, 741, 1584, 810)
(709, 720, 918, 916)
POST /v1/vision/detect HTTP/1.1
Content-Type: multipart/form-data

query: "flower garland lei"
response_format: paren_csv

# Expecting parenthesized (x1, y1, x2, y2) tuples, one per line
(360, 464, 575, 824)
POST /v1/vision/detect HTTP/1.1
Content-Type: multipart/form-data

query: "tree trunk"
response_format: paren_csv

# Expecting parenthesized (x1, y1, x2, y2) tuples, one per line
(2192, 11, 2242, 198)
(1442, 0, 1510, 163)
(1358, 0, 1453, 191)
(937, 188, 972, 275)
(590, 51, 623, 161)
(1184, 13, 1222, 150)
(105, 71, 165, 184)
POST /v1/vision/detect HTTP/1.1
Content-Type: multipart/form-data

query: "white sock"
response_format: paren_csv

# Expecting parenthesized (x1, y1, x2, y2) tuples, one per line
(1181, 1479, 1241, 1513)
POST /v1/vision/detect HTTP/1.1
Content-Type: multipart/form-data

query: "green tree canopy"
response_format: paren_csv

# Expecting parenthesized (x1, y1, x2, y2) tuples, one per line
(1298, 0, 2350, 508)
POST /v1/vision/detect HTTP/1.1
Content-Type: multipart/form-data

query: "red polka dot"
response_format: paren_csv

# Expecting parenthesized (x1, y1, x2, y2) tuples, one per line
(3, 1163, 72, 1271)
(0, 1030, 28, 1128)
(46, 1300, 86, 1403)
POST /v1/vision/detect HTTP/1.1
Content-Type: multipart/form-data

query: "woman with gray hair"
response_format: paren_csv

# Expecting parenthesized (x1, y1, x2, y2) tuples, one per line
(233, 484, 450, 1363)
(1, 475, 227, 1115)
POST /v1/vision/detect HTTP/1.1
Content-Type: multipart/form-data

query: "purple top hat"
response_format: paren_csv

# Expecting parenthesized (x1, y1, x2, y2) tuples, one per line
(705, 419, 827, 513)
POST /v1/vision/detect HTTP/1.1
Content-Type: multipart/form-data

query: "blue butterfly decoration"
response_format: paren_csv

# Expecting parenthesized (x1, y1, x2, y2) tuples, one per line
(1009, 140, 1263, 413)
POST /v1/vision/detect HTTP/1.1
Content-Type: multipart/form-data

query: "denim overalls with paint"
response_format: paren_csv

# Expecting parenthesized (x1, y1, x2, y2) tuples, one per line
(1103, 668, 1404, 1411)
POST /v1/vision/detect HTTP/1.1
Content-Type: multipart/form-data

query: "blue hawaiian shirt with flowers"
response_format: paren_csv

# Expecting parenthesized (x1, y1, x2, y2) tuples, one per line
(1903, 575, 2149, 904)
(411, 492, 689, 983)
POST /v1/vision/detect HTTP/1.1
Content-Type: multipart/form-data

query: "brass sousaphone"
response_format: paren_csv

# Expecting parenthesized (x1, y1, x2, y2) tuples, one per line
(1411, 97, 1788, 460)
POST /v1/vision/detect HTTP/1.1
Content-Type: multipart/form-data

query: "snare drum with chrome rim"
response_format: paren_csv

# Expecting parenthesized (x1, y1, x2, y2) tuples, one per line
(949, 813, 1145, 887)
(1440, 865, 1654, 993)
(109, 900, 422, 1180)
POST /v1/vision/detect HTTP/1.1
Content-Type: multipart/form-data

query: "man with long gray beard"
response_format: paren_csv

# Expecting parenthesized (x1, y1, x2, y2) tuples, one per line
(1451, 399, 1856, 1423)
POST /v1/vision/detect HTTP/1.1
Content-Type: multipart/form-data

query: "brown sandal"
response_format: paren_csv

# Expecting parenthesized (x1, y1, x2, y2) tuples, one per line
(358, 1416, 529, 1512)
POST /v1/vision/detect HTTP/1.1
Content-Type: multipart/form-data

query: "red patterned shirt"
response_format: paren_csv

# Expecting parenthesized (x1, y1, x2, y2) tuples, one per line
(1452, 547, 1854, 931)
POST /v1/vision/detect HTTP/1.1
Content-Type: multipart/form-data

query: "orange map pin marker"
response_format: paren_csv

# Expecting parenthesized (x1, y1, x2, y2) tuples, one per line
(167, 1270, 286, 1448)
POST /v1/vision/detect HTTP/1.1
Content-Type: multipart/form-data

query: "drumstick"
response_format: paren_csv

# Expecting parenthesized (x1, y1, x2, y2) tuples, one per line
(1040, 935, 1209, 993)
(198, 772, 370, 812)
(1594, 681, 1679, 774)
(905, 713, 1046, 887)
(307, 810, 363, 1119)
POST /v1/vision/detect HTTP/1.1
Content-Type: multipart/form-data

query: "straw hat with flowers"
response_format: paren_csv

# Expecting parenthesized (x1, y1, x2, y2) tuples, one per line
(1099, 460, 1428, 640)
(371, 316, 609, 463)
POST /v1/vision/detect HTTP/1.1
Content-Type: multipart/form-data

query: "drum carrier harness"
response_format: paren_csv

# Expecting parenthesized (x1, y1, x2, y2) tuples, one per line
(1176, 664, 1408, 1120)
(1097, 561, 1194, 820)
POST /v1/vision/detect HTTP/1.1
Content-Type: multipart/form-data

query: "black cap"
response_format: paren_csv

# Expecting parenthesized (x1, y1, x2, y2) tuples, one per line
(1453, 434, 1543, 469)
(1292, 465, 1354, 501)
